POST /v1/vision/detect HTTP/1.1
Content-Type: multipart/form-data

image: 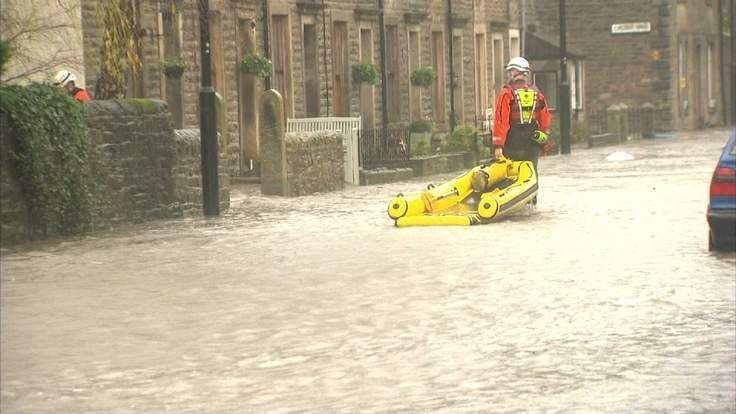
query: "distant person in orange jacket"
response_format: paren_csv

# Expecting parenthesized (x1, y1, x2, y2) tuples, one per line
(492, 57, 552, 172)
(53, 69, 92, 103)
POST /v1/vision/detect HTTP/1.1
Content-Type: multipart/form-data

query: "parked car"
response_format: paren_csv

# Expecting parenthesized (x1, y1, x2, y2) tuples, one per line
(707, 131, 736, 251)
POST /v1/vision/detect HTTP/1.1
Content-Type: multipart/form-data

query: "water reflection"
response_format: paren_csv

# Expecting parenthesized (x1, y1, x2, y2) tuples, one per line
(1, 129, 734, 413)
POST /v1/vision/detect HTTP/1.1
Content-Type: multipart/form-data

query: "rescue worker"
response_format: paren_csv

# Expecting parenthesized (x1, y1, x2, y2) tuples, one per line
(492, 57, 551, 172)
(53, 69, 91, 103)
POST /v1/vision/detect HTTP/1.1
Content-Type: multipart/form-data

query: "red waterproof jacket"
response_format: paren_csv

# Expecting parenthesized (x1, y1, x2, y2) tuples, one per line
(492, 82, 551, 147)
(71, 88, 92, 103)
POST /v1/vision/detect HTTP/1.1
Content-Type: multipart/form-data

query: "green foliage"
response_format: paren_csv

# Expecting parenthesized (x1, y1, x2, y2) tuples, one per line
(159, 58, 188, 78)
(0, 83, 96, 237)
(410, 66, 435, 88)
(240, 53, 272, 79)
(409, 119, 433, 134)
(0, 39, 11, 77)
(443, 125, 480, 153)
(352, 62, 380, 85)
(412, 139, 431, 156)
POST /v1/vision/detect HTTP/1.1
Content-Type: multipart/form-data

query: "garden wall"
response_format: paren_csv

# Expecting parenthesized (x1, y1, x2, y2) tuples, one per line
(0, 99, 230, 246)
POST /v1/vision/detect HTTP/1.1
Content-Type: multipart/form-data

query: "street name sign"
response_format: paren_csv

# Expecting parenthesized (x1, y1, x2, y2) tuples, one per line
(611, 22, 651, 34)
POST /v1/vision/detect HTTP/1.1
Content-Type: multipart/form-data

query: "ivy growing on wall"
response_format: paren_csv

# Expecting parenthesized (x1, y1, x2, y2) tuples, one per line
(0, 83, 96, 237)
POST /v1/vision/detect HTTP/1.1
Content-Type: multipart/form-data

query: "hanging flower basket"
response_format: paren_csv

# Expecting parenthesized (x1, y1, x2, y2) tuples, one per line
(410, 66, 435, 88)
(351, 62, 380, 85)
(240, 53, 272, 79)
(159, 58, 188, 78)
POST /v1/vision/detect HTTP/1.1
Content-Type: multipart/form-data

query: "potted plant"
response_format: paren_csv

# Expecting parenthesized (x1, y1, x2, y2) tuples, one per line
(410, 66, 435, 88)
(159, 58, 188, 78)
(240, 53, 272, 79)
(351, 62, 380, 85)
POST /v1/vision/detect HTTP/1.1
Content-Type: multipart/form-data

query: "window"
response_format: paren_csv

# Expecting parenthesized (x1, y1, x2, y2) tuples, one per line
(303, 22, 320, 117)
(431, 31, 446, 123)
(272, 15, 293, 117)
(492, 33, 505, 96)
(508, 29, 520, 58)
(474, 32, 489, 127)
(332, 21, 349, 117)
(359, 28, 375, 130)
(571, 61, 583, 110)
(209, 11, 225, 97)
(533, 71, 557, 110)
(159, 7, 183, 127)
(386, 25, 400, 122)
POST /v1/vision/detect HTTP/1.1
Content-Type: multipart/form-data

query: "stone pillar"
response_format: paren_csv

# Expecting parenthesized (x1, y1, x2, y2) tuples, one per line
(606, 104, 627, 142)
(259, 90, 288, 195)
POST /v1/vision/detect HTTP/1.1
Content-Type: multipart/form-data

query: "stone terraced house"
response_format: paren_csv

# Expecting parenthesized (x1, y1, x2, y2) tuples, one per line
(533, 0, 734, 131)
(80, 0, 532, 176)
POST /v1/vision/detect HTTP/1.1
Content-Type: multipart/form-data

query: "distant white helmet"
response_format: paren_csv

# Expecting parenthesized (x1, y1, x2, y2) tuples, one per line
(505, 57, 531, 73)
(53, 69, 76, 86)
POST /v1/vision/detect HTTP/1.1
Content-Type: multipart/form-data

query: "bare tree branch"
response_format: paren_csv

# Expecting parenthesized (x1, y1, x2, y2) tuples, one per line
(1, 0, 83, 84)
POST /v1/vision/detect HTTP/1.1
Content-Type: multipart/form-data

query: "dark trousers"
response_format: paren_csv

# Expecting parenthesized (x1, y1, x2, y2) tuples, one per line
(504, 124, 540, 173)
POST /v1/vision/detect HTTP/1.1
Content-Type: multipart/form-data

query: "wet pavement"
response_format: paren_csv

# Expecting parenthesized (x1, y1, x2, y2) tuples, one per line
(1, 128, 735, 413)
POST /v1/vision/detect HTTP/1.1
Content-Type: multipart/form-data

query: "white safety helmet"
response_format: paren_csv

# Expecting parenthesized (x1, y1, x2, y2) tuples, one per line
(505, 57, 531, 73)
(53, 69, 76, 86)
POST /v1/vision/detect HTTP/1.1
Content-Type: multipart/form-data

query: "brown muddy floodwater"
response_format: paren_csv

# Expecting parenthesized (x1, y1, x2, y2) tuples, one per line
(1, 128, 735, 413)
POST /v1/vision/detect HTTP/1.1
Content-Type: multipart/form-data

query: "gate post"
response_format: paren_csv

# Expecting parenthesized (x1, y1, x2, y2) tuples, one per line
(259, 90, 288, 195)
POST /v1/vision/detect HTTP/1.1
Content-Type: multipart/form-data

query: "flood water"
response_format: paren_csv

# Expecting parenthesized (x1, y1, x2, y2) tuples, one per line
(1, 128, 735, 413)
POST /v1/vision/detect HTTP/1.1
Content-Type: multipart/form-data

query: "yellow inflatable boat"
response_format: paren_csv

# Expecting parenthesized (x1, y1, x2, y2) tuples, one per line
(387, 158, 538, 227)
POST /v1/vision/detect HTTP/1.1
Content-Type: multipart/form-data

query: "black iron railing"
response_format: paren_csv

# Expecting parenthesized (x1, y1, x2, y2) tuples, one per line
(359, 127, 411, 168)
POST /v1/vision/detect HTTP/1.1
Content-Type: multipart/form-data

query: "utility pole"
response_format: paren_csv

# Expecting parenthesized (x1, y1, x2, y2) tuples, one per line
(198, 0, 220, 215)
(559, 0, 571, 154)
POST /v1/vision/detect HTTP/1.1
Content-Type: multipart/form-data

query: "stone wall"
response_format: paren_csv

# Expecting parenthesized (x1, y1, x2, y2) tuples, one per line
(0, 99, 230, 245)
(87, 99, 178, 223)
(532, 0, 729, 131)
(88, 100, 230, 220)
(173, 129, 231, 212)
(285, 131, 344, 196)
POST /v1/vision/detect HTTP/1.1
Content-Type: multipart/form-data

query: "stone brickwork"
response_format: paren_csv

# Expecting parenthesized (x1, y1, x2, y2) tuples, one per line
(259, 89, 288, 195)
(532, 0, 729, 131)
(285, 131, 344, 196)
(86, 99, 178, 223)
(0, 99, 230, 245)
(259, 89, 344, 196)
(173, 129, 231, 213)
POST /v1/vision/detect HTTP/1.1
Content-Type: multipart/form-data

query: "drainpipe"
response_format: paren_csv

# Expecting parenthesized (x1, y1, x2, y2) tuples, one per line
(261, 0, 271, 89)
(378, 0, 389, 131)
(447, 0, 456, 132)
(322, 0, 330, 116)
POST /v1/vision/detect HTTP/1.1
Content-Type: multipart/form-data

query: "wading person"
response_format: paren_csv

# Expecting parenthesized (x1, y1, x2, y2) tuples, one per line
(53, 69, 91, 103)
(491, 57, 551, 172)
